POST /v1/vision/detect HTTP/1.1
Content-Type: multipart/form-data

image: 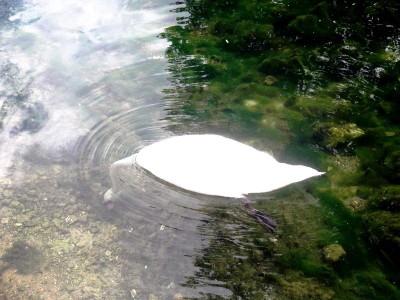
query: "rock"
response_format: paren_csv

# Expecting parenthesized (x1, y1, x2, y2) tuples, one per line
(259, 53, 301, 77)
(362, 210, 400, 266)
(41, 221, 51, 228)
(65, 215, 78, 225)
(264, 75, 278, 85)
(3, 189, 13, 198)
(328, 123, 364, 145)
(294, 96, 351, 119)
(52, 239, 74, 254)
(148, 294, 158, 300)
(76, 234, 93, 249)
(385, 131, 396, 137)
(130, 288, 137, 299)
(15, 213, 31, 225)
(313, 122, 364, 148)
(244, 99, 258, 109)
(287, 12, 335, 41)
(347, 196, 367, 211)
(78, 213, 88, 223)
(323, 244, 346, 263)
(9, 200, 20, 208)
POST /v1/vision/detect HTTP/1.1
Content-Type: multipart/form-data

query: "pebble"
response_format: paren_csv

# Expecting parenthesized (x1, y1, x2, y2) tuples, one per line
(1, 218, 9, 224)
(16, 213, 31, 224)
(264, 75, 278, 85)
(130, 288, 137, 299)
(78, 213, 88, 223)
(149, 294, 158, 300)
(3, 190, 13, 198)
(41, 221, 50, 228)
(9, 200, 20, 208)
(53, 165, 63, 174)
(65, 215, 78, 225)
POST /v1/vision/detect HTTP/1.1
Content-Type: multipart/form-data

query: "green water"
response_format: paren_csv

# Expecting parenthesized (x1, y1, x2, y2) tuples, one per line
(162, 0, 400, 299)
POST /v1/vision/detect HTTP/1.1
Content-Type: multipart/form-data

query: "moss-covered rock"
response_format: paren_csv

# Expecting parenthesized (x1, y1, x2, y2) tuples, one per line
(288, 14, 336, 41)
(313, 122, 365, 149)
(264, 75, 278, 86)
(362, 210, 400, 266)
(293, 96, 352, 119)
(361, 186, 400, 212)
(275, 274, 335, 300)
(223, 22, 274, 54)
(323, 244, 346, 263)
(346, 196, 368, 212)
(258, 51, 303, 77)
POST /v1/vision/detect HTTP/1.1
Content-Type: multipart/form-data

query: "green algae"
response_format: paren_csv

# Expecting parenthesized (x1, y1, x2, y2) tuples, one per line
(184, 187, 400, 299)
(323, 244, 346, 263)
(313, 122, 365, 149)
(162, 0, 400, 298)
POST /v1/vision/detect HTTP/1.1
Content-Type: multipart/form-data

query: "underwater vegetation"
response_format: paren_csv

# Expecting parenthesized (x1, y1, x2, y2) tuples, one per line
(162, 0, 400, 299)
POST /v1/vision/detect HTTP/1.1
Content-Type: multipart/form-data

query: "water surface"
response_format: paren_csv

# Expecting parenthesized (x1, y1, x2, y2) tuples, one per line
(0, 0, 232, 298)
(1, 1, 400, 299)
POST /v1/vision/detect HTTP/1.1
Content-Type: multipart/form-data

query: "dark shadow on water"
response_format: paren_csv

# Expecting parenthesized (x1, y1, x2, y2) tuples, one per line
(1, 240, 43, 275)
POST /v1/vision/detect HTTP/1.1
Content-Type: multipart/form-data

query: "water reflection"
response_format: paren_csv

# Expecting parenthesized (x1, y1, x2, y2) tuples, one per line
(0, 0, 178, 173)
(0, 0, 237, 298)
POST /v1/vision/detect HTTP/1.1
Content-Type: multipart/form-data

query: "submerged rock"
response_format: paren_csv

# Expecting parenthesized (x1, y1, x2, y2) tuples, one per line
(288, 14, 336, 41)
(362, 210, 400, 266)
(323, 244, 346, 263)
(347, 196, 367, 211)
(264, 75, 278, 86)
(130, 288, 137, 299)
(313, 122, 365, 149)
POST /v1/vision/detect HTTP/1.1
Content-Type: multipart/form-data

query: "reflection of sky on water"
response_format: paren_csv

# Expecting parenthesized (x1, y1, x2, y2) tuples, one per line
(0, 1, 236, 298)
(0, 0, 177, 176)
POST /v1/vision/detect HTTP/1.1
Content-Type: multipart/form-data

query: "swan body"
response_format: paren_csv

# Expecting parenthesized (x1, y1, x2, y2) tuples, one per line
(135, 134, 324, 198)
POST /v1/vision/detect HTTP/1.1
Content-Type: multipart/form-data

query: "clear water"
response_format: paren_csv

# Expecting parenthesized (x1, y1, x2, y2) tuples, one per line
(1, 1, 399, 299)
(0, 0, 229, 298)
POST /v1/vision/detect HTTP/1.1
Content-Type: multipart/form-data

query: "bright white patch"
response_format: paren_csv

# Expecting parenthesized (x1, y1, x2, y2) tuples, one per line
(134, 135, 324, 198)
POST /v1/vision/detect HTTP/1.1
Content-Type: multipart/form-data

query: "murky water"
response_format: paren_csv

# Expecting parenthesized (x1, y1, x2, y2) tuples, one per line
(0, 0, 238, 298)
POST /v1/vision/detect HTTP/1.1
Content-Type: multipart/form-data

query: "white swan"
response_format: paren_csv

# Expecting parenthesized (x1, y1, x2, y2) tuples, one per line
(104, 134, 324, 232)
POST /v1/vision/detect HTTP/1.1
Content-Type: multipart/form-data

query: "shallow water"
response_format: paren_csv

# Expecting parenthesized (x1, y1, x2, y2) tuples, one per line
(1, 0, 400, 299)
(0, 0, 234, 298)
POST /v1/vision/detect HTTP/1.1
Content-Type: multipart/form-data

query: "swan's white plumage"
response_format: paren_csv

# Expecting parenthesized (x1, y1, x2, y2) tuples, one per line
(135, 134, 324, 198)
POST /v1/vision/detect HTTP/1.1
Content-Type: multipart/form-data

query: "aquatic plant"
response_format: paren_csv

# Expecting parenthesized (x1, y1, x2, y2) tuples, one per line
(162, 0, 400, 298)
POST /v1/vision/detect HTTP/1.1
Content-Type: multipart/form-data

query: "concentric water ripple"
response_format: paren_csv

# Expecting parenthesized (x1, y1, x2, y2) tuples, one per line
(75, 101, 237, 232)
